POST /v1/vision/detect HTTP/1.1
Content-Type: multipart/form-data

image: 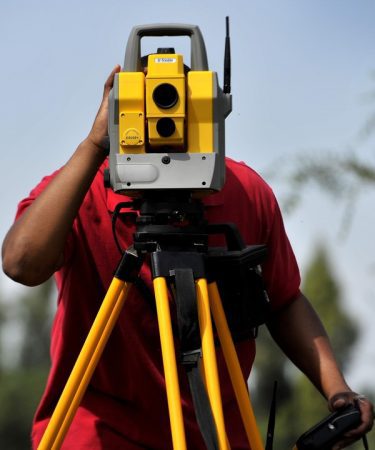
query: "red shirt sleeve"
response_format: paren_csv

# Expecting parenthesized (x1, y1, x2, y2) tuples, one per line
(261, 197, 301, 312)
(14, 169, 76, 264)
(15, 172, 58, 219)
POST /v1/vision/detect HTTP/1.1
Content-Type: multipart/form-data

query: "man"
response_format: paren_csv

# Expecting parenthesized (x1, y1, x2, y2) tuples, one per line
(2, 65, 373, 449)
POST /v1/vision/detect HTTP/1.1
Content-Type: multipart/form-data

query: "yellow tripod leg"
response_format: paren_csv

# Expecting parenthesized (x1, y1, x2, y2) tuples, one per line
(153, 277, 187, 450)
(208, 282, 264, 450)
(196, 278, 230, 450)
(38, 277, 131, 450)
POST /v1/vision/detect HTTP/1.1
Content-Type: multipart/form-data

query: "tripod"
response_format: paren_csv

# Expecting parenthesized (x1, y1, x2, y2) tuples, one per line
(37, 193, 266, 450)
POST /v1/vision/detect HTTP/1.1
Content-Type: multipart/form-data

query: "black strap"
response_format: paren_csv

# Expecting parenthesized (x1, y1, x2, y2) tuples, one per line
(173, 268, 219, 450)
(187, 367, 219, 450)
(174, 268, 200, 353)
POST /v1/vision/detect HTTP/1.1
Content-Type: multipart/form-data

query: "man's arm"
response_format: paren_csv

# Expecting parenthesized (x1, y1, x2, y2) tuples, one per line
(267, 292, 373, 448)
(2, 65, 120, 286)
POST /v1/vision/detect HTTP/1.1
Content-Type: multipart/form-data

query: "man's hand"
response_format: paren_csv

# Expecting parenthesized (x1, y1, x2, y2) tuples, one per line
(267, 294, 374, 448)
(87, 64, 121, 154)
(329, 391, 374, 449)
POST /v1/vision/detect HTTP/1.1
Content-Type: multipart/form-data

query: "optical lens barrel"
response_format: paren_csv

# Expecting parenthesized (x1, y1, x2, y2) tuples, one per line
(156, 118, 176, 137)
(153, 83, 178, 109)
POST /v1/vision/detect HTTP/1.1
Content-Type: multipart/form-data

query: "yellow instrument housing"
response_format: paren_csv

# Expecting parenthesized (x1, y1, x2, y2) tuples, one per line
(118, 72, 145, 153)
(187, 71, 214, 153)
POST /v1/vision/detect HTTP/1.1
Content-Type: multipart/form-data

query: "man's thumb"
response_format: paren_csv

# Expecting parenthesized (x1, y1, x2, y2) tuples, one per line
(332, 397, 347, 409)
(328, 391, 354, 411)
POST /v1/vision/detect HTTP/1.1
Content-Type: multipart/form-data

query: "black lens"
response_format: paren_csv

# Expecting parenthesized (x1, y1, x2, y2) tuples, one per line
(156, 118, 176, 137)
(153, 83, 178, 109)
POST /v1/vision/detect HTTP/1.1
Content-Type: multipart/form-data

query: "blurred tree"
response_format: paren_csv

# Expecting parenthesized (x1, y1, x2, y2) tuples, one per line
(0, 368, 48, 449)
(0, 279, 54, 449)
(0, 297, 5, 372)
(270, 76, 375, 235)
(302, 244, 358, 370)
(17, 280, 54, 368)
(275, 152, 375, 236)
(251, 243, 375, 449)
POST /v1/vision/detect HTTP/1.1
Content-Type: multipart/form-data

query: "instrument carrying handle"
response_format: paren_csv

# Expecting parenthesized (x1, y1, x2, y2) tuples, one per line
(123, 23, 209, 71)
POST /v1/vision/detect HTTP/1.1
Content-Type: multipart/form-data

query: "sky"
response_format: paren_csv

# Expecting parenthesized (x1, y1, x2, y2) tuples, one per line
(0, 0, 374, 391)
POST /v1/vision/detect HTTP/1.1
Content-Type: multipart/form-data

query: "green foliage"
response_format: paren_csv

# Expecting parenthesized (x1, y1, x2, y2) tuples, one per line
(0, 279, 54, 449)
(252, 327, 293, 420)
(0, 368, 48, 449)
(0, 300, 5, 371)
(17, 280, 54, 369)
(303, 245, 358, 370)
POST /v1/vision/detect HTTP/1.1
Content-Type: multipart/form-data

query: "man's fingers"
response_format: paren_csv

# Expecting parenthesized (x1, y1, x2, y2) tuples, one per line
(103, 64, 121, 96)
(346, 398, 374, 437)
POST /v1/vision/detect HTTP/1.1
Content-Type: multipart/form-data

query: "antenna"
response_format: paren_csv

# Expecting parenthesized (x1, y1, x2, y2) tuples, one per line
(223, 16, 231, 94)
(265, 381, 277, 450)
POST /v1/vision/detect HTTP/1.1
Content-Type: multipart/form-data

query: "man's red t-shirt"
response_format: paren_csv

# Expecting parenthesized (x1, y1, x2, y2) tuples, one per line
(16, 157, 300, 449)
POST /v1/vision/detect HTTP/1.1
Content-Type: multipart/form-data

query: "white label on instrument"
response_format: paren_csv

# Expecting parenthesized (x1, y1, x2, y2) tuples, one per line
(154, 58, 176, 63)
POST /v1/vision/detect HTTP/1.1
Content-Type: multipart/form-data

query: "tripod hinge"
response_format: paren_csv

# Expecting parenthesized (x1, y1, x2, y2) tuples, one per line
(181, 349, 202, 369)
